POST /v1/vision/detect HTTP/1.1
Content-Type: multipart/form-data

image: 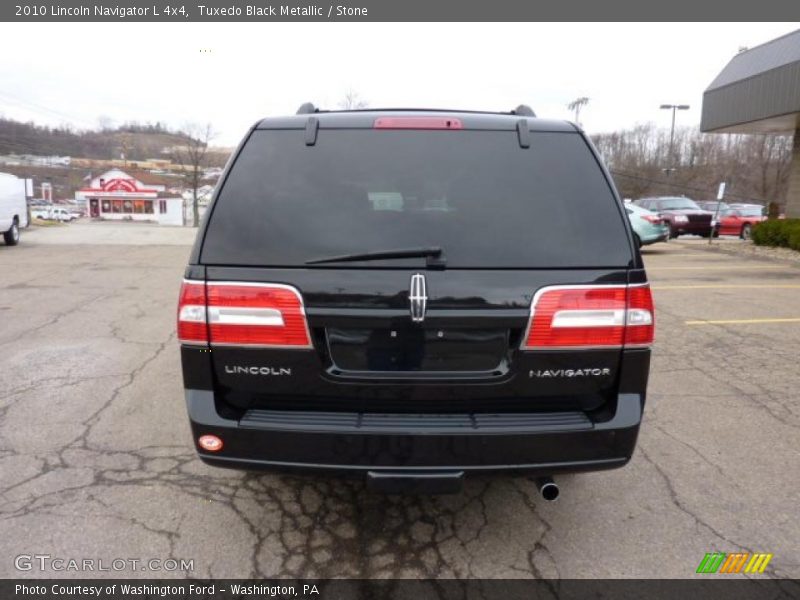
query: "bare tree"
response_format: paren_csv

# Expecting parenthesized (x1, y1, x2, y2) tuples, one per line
(339, 89, 369, 110)
(172, 123, 215, 227)
(751, 134, 793, 202)
(592, 124, 794, 207)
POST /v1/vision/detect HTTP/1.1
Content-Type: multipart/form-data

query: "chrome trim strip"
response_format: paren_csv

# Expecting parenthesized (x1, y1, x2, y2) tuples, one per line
(207, 306, 284, 326)
(179, 339, 209, 346)
(551, 309, 626, 328)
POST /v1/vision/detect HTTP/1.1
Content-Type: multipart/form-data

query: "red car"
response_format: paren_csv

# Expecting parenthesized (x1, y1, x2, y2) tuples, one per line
(716, 206, 766, 239)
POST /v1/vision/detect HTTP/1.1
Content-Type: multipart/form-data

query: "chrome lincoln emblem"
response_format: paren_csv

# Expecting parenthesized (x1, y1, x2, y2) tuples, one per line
(409, 273, 428, 322)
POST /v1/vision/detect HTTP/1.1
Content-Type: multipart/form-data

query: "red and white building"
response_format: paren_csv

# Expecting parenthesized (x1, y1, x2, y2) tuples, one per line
(75, 169, 184, 225)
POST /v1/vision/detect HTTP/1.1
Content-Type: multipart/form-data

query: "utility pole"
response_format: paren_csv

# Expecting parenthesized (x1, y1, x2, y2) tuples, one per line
(660, 104, 690, 176)
(567, 97, 590, 127)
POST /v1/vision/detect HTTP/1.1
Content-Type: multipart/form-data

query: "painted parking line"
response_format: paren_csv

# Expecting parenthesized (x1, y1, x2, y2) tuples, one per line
(686, 318, 800, 326)
(643, 253, 720, 258)
(644, 252, 747, 257)
(648, 265, 787, 271)
(653, 284, 800, 290)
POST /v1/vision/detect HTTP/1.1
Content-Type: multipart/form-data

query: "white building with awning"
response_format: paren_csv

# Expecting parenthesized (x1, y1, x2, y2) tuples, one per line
(75, 168, 184, 225)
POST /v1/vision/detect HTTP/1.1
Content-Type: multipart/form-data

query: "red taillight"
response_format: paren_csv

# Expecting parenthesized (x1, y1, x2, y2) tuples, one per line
(177, 280, 208, 344)
(177, 281, 312, 348)
(374, 117, 463, 130)
(642, 215, 663, 225)
(624, 285, 655, 347)
(206, 282, 311, 347)
(522, 284, 654, 350)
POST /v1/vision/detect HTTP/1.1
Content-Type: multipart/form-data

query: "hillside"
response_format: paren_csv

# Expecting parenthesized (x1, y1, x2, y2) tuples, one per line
(0, 118, 233, 199)
(0, 118, 196, 162)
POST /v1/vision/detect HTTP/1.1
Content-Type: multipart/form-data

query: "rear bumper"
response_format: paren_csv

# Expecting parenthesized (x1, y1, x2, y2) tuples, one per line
(185, 389, 643, 475)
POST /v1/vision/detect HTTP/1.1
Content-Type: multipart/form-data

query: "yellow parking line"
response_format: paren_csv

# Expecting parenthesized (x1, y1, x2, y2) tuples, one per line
(686, 318, 800, 326)
(653, 284, 800, 290)
(649, 265, 786, 271)
(644, 253, 715, 258)
(645, 252, 742, 258)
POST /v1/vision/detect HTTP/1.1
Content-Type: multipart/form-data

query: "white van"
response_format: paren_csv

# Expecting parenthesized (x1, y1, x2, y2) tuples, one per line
(0, 173, 29, 246)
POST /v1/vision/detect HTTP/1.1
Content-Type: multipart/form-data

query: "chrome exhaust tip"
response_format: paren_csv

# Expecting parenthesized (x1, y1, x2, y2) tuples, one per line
(535, 476, 560, 501)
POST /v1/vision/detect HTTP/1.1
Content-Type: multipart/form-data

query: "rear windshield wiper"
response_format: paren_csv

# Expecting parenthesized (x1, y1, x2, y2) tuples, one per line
(305, 246, 445, 267)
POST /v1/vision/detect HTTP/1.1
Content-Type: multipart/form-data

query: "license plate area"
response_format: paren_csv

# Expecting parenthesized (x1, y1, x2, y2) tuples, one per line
(326, 327, 508, 373)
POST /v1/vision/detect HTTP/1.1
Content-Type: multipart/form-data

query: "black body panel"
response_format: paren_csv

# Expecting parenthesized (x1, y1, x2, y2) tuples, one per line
(202, 267, 628, 413)
(185, 388, 642, 472)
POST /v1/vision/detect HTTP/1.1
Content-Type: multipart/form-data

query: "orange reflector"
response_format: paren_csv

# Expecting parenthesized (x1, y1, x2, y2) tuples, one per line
(198, 434, 223, 452)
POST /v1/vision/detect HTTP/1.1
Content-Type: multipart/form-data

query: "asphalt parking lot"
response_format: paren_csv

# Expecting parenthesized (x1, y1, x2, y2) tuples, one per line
(0, 223, 798, 579)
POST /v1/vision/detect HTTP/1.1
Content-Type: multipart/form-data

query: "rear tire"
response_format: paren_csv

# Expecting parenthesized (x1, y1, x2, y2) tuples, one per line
(634, 234, 642, 249)
(3, 219, 20, 246)
(741, 224, 752, 240)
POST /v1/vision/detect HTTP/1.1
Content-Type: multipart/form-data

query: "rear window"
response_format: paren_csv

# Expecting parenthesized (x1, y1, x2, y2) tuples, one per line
(201, 129, 632, 268)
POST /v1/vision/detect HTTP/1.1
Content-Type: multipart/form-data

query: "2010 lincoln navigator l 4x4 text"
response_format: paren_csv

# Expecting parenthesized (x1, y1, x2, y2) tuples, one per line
(177, 104, 654, 496)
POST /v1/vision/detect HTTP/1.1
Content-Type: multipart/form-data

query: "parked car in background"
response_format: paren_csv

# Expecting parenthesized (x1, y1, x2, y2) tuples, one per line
(32, 206, 76, 222)
(625, 203, 670, 247)
(634, 196, 714, 238)
(716, 206, 767, 239)
(0, 172, 29, 246)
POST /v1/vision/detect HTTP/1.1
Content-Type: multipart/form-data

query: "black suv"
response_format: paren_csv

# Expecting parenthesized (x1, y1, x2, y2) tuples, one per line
(178, 105, 654, 496)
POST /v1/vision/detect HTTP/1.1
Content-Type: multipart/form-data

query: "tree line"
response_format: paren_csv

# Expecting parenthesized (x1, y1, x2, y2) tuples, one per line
(592, 123, 793, 207)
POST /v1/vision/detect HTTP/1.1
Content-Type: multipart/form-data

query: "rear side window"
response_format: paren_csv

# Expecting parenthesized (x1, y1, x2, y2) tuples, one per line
(201, 129, 632, 268)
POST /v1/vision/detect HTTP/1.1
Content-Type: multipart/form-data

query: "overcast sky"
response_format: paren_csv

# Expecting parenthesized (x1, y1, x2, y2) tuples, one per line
(0, 22, 796, 146)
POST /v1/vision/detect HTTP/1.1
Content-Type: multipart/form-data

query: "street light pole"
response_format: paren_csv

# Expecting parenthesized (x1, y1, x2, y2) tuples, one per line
(660, 104, 690, 176)
(567, 97, 590, 127)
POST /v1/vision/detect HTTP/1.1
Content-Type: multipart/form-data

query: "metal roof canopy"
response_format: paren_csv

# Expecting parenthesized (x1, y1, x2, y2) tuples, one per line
(701, 29, 800, 134)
